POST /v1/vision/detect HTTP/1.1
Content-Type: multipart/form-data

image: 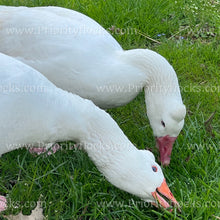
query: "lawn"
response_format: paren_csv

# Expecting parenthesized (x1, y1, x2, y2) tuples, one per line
(0, 0, 219, 219)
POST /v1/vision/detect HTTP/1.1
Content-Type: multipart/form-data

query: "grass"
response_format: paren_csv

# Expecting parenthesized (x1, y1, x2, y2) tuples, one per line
(0, 0, 219, 219)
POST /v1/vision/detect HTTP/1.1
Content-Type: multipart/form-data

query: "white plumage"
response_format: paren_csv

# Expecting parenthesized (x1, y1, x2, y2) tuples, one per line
(0, 6, 186, 164)
(0, 52, 179, 211)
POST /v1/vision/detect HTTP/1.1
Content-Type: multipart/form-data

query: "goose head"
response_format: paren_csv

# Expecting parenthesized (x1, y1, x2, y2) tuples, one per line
(146, 97, 186, 166)
(121, 49, 186, 165)
(95, 148, 179, 210)
(140, 49, 186, 166)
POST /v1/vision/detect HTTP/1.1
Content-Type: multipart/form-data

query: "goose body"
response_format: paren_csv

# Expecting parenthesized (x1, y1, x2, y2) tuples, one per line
(0, 52, 179, 211)
(0, 6, 186, 165)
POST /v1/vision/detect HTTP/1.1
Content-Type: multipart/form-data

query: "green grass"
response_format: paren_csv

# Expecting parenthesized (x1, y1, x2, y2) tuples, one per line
(0, 0, 219, 219)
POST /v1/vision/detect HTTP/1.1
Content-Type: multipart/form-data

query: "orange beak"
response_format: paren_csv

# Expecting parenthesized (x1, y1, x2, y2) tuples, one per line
(151, 179, 180, 212)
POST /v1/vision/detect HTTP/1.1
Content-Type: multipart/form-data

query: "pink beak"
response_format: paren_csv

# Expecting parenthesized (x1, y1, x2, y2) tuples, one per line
(156, 135, 177, 166)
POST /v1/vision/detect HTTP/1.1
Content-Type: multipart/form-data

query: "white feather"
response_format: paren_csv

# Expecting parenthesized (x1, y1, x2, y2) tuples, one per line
(0, 6, 186, 138)
(0, 52, 164, 203)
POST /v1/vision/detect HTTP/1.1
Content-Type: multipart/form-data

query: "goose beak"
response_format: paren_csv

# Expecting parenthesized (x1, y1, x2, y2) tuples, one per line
(151, 179, 180, 212)
(156, 135, 177, 166)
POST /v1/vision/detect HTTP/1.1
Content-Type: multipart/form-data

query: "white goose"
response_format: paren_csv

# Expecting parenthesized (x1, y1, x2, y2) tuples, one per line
(0, 53, 179, 212)
(0, 6, 186, 165)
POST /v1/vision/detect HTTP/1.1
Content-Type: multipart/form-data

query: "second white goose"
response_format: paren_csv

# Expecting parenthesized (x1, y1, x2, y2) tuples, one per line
(0, 53, 179, 212)
(0, 6, 186, 165)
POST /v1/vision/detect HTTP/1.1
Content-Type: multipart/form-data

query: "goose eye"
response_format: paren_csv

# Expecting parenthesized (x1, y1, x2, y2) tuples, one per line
(161, 120, 166, 127)
(152, 166, 158, 172)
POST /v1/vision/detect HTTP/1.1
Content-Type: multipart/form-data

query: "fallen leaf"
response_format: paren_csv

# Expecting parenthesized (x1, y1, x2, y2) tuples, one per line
(5, 201, 44, 220)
